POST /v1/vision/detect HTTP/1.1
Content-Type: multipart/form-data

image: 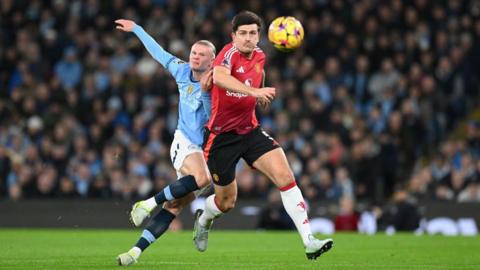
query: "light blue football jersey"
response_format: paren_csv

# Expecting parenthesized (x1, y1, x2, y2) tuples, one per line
(133, 25, 211, 146)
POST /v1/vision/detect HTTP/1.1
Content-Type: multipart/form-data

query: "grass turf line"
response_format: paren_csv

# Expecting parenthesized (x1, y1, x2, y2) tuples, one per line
(0, 229, 479, 270)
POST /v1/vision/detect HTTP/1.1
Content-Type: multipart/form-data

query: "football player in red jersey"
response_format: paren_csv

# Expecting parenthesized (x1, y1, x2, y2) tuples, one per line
(193, 11, 333, 260)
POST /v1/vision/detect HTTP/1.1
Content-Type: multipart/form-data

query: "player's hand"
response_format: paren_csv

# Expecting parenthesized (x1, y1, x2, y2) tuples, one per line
(115, 19, 136, 32)
(254, 87, 275, 101)
(257, 97, 271, 109)
(201, 69, 213, 92)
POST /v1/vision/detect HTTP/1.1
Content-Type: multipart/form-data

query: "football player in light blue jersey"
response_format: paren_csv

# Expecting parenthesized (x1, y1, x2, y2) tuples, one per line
(115, 19, 215, 266)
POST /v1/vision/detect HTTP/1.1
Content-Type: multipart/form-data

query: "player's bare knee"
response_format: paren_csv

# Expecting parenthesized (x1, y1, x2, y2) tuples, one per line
(225, 200, 236, 212)
(275, 170, 296, 187)
(219, 197, 236, 212)
(193, 171, 211, 188)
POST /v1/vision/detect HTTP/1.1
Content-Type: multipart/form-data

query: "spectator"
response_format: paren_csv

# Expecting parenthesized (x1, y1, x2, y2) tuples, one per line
(368, 58, 400, 103)
(0, 0, 478, 205)
(335, 167, 354, 198)
(457, 182, 480, 203)
(388, 189, 421, 231)
(334, 196, 359, 231)
(54, 47, 83, 90)
(257, 189, 295, 230)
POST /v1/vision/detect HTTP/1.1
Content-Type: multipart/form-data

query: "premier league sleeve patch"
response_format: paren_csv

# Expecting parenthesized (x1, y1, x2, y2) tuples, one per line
(222, 58, 231, 69)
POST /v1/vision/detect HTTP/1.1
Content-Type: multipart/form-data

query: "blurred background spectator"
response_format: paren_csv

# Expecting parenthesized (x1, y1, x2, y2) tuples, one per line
(257, 188, 295, 230)
(334, 196, 359, 231)
(380, 189, 421, 232)
(1, 0, 479, 224)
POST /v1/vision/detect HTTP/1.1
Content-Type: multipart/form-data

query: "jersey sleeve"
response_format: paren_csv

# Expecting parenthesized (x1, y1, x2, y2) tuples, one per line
(213, 45, 236, 72)
(133, 25, 183, 78)
(200, 91, 212, 119)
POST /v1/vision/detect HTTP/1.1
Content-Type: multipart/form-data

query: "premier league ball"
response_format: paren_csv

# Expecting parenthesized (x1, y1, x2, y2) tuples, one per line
(268, 16, 304, 52)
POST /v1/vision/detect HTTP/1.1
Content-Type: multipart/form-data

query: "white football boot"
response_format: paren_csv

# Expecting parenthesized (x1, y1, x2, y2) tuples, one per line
(116, 249, 139, 266)
(130, 201, 154, 227)
(193, 209, 213, 252)
(305, 235, 334, 260)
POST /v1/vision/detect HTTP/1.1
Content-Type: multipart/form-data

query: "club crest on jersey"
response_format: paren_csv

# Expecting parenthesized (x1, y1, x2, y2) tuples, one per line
(255, 63, 261, 73)
(187, 85, 193, 94)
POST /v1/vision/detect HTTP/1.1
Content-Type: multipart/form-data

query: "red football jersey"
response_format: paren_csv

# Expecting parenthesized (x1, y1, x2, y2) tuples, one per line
(207, 43, 265, 134)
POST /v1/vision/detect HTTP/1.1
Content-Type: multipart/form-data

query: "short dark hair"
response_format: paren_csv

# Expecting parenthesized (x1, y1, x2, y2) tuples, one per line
(231, 11, 263, 33)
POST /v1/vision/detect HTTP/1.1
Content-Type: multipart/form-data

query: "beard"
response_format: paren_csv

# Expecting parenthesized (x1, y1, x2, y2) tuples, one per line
(238, 42, 256, 55)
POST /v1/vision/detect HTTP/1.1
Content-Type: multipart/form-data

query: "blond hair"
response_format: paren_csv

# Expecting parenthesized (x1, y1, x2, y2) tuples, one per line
(194, 40, 216, 57)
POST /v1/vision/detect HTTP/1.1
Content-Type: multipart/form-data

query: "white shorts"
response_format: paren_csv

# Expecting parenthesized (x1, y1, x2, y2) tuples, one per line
(169, 130, 210, 197)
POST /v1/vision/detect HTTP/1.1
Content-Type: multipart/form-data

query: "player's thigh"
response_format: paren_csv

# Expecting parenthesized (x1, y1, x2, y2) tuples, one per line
(163, 192, 196, 215)
(252, 147, 295, 188)
(179, 152, 210, 181)
(170, 130, 202, 174)
(179, 152, 212, 194)
(203, 129, 242, 186)
(242, 128, 292, 187)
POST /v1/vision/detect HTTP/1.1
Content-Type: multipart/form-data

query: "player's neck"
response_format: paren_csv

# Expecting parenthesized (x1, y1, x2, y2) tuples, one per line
(239, 51, 253, 59)
(192, 70, 202, 81)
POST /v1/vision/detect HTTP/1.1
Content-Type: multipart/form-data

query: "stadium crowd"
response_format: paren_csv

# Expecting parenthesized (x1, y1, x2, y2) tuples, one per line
(1, 0, 480, 205)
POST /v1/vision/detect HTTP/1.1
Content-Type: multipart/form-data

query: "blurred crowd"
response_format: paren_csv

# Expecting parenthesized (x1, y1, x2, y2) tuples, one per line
(1, 0, 480, 205)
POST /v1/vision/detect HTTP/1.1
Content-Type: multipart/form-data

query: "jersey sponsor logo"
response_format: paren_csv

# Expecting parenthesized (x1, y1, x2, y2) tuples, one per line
(236, 66, 245, 73)
(223, 77, 251, 101)
(226, 90, 248, 98)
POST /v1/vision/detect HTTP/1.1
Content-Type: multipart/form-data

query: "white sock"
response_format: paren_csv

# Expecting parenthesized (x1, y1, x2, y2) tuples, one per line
(129, 247, 142, 259)
(280, 184, 313, 246)
(144, 197, 157, 210)
(199, 195, 223, 227)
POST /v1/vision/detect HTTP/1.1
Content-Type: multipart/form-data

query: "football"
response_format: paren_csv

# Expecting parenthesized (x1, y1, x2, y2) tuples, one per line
(268, 16, 304, 52)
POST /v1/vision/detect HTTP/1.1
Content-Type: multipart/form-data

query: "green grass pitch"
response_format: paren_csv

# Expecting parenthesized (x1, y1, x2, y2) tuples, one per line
(0, 229, 479, 270)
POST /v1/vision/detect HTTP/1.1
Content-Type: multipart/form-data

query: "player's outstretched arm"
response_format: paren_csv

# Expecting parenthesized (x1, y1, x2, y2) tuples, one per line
(115, 19, 135, 32)
(213, 66, 275, 101)
(115, 19, 180, 76)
